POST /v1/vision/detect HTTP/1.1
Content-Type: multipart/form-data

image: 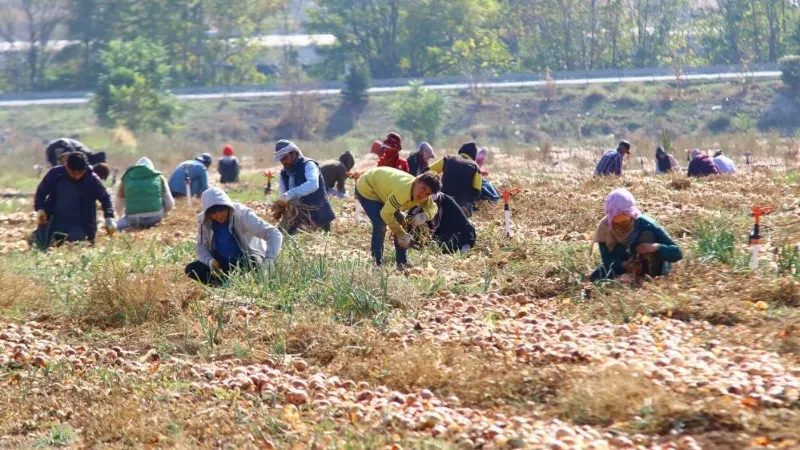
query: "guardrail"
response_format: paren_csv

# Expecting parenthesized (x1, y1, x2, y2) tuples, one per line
(0, 63, 780, 103)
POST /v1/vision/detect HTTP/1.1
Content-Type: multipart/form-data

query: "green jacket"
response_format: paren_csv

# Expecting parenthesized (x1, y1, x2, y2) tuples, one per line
(122, 165, 163, 215)
(591, 215, 683, 281)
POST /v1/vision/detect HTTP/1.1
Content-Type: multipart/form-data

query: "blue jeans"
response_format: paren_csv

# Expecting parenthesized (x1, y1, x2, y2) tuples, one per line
(356, 190, 407, 266)
(480, 180, 501, 202)
(117, 213, 163, 232)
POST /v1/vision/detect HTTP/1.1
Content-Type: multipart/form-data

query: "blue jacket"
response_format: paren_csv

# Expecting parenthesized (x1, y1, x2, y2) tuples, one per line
(34, 166, 114, 242)
(168, 160, 209, 197)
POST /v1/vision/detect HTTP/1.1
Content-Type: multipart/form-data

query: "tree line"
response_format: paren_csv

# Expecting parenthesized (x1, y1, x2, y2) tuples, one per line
(1, 0, 799, 94)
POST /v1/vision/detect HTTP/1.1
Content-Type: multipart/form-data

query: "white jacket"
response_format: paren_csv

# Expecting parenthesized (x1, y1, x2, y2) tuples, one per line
(196, 188, 283, 267)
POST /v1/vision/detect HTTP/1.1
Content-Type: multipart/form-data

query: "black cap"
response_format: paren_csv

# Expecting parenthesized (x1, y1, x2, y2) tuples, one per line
(66, 152, 89, 171)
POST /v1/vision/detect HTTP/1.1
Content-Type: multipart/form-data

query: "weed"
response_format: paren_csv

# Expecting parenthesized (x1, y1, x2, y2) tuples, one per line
(34, 424, 77, 448)
(694, 219, 740, 266)
(198, 304, 225, 348)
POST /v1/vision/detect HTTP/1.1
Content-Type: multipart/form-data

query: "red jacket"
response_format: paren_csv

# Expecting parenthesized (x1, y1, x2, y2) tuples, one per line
(378, 154, 410, 173)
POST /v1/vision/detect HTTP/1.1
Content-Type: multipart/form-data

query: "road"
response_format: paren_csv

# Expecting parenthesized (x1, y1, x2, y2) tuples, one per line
(0, 69, 781, 108)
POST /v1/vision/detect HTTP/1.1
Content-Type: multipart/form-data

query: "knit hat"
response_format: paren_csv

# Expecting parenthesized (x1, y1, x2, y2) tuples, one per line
(458, 142, 479, 161)
(691, 149, 703, 159)
(713, 149, 723, 158)
(223, 145, 234, 157)
(196, 153, 213, 167)
(604, 188, 641, 223)
(136, 157, 155, 170)
(66, 152, 89, 171)
(618, 140, 631, 153)
(274, 139, 299, 162)
(418, 142, 435, 161)
(382, 132, 402, 151)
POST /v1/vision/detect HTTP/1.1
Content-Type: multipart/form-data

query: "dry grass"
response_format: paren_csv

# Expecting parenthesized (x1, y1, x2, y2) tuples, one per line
(558, 365, 688, 428)
(81, 262, 202, 328)
(327, 341, 564, 409)
(0, 264, 49, 314)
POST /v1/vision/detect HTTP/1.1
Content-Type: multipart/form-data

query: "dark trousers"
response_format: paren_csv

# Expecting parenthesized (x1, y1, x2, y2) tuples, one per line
(355, 190, 407, 266)
(185, 253, 263, 286)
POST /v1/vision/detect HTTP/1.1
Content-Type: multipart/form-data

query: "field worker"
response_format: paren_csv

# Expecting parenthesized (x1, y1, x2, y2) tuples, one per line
(687, 149, 719, 178)
(92, 162, 111, 181)
(713, 150, 737, 174)
(218, 145, 241, 183)
(168, 153, 212, 198)
(407, 142, 436, 175)
(655, 146, 681, 174)
(33, 152, 116, 248)
(591, 188, 682, 282)
(275, 139, 336, 233)
(594, 140, 631, 176)
(377, 132, 410, 173)
(320, 150, 356, 198)
(410, 193, 477, 254)
(428, 142, 483, 215)
(185, 187, 283, 286)
(116, 157, 174, 231)
(355, 167, 441, 269)
(46, 137, 106, 167)
(476, 146, 501, 202)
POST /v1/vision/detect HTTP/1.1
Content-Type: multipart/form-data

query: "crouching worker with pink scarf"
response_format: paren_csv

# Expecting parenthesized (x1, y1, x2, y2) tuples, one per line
(590, 188, 682, 281)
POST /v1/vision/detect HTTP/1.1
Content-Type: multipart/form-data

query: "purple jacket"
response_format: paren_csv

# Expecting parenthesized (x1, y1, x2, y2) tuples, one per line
(687, 155, 720, 177)
(34, 166, 114, 242)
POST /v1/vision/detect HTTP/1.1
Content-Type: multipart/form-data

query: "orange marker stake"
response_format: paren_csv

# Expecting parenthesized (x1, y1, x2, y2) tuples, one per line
(501, 188, 521, 238)
(261, 170, 275, 197)
(749, 206, 775, 270)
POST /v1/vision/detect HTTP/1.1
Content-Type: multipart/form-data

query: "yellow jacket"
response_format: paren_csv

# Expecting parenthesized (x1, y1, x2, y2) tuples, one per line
(428, 154, 483, 191)
(356, 167, 438, 236)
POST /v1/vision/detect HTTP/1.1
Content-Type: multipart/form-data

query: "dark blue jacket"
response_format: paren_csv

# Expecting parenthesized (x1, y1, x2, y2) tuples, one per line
(34, 166, 114, 242)
(280, 156, 336, 226)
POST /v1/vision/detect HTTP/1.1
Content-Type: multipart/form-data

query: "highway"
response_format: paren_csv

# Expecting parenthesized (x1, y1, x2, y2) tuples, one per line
(0, 66, 781, 108)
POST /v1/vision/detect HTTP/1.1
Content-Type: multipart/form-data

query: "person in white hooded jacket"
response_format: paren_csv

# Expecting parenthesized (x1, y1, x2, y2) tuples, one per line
(185, 187, 283, 285)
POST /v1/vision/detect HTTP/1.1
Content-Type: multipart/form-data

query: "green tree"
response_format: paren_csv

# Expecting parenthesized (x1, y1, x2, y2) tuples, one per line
(392, 81, 444, 143)
(342, 63, 371, 104)
(779, 54, 800, 95)
(94, 38, 181, 132)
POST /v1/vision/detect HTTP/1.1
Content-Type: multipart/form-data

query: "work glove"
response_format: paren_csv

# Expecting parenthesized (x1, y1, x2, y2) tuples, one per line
(410, 213, 428, 228)
(278, 192, 291, 202)
(209, 259, 223, 276)
(104, 217, 117, 237)
(397, 233, 412, 249)
(460, 245, 470, 255)
(36, 210, 48, 226)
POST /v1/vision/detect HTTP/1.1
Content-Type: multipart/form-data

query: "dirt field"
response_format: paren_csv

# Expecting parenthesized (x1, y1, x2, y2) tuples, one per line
(0, 149, 799, 449)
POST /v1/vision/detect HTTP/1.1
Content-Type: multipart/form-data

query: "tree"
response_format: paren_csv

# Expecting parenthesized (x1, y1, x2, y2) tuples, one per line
(392, 81, 444, 144)
(0, 0, 69, 90)
(342, 63, 371, 104)
(93, 38, 181, 132)
(779, 54, 800, 96)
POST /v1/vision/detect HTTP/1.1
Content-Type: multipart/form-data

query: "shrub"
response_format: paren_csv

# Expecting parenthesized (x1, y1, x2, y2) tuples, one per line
(392, 81, 445, 144)
(583, 87, 607, 109)
(706, 114, 732, 134)
(779, 55, 800, 96)
(342, 64, 370, 104)
(93, 38, 182, 133)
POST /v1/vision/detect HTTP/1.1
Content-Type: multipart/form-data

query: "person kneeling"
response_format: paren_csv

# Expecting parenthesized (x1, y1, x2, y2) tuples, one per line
(410, 193, 476, 254)
(186, 187, 283, 286)
(591, 188, 682, 282)
(33, 152, 116, 249)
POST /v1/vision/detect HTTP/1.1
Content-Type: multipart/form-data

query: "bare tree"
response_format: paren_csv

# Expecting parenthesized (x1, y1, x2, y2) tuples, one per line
(0, 0, 68, 90)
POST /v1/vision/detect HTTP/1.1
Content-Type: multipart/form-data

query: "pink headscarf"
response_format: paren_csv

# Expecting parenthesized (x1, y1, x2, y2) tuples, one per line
(604, 188, 641, 222)
(476, 147, 489, 167)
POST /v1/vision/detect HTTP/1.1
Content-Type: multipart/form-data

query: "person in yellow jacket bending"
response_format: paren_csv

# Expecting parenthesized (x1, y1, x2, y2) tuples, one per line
(355, 167, 442, 269)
